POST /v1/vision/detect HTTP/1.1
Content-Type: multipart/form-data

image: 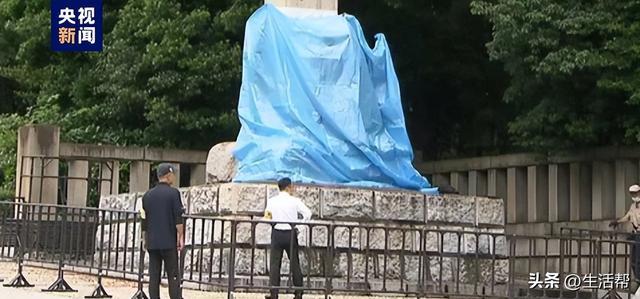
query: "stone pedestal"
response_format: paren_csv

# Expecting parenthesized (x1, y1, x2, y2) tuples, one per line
(206, 142, 236, 183)
(97, 182, 507, 289)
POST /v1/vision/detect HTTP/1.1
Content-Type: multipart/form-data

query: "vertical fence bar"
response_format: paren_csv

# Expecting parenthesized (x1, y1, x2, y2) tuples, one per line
(438, 232, 443, 294)
(327, 223, 334, 299)
(130, 211, 137, 274)
(559, 237, 565, 299)
(456, 232, 462, 294)
(507, 236, 515, 299)
(306, 224, 312, 289)
(474, 232, 479, 296)
(0, 202, 6, 258)
(199, 217, 206, 284)
(347, 226, 352, 290)
(399, 229, 406, 293)
(114, 211, 121, 272)
(44, 206, 52, 260)
(491, 235, 496, 296)
(24, 204, 32, 261)
(189, 217, 195, 281)
(226, 220, 236, 299)
(218, 220, 224, 280)
(364, 226, 370, 292)
(107, 211, 113, 271)
(207, 219, 214, 283)
(382, 227, 388, 292)
(99, 210, 106, 280)
(122, 210, 130, 272)
(76, 208, 83, 266)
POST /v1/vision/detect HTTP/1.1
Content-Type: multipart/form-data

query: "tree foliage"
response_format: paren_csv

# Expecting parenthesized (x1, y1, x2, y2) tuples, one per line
(4, 0, 639, 197)
(0, 0, 259, 146)
(471, 0, 640, 151)
(0, 0, 261, 193)
(342, 0, 512, 159)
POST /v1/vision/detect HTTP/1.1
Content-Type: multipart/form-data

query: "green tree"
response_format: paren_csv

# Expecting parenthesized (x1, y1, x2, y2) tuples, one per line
(0, 0, 260, 195)
(471, 0, 640, 151)
(342, 0, 512, 159)
(88, 0, 259, 149)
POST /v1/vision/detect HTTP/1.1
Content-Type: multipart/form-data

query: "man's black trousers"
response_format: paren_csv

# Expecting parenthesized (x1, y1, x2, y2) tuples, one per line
(148, 249, 181, 299)
(269, 229, 303, 298)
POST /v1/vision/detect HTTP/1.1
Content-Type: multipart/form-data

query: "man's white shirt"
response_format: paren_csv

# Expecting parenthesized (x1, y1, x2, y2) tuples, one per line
(265, 191, 312, 230)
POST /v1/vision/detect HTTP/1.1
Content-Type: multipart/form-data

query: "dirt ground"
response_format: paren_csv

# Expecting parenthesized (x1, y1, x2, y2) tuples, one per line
(0, 261, 417, 299)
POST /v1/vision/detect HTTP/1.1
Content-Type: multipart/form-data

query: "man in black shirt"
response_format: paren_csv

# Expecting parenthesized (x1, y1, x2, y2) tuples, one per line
(141, 163, 185, 299)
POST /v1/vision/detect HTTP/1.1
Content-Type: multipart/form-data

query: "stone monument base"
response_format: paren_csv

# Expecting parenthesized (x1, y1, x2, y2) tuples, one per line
(98, 182, 507, 292)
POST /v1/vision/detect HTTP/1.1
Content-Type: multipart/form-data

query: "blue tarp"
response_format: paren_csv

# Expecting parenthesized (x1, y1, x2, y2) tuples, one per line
(233, 4, 437, 194)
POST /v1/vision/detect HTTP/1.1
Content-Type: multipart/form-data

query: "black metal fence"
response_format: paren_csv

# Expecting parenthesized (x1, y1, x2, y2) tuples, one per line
(507, 227, 638, 299)
(2, 200, 639, 299)
(0, 201, 510, 298)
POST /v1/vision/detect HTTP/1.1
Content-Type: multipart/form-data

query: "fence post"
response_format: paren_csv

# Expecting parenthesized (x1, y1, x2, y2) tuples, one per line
(86, 209, 111, 298)
(3, 202, 34, 288)
(507, 235, 515, 299)
(43, 206, 77, 292)
(131, 213, 149, 299)
(227, 219, 237, 299)
(600, 239, 623, 299)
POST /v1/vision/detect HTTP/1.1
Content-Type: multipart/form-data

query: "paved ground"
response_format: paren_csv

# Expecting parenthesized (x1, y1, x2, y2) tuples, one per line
(0, 262, 414, 299)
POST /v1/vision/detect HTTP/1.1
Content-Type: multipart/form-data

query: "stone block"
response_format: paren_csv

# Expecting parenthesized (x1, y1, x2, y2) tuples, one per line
(374, 191, 425, 222)
(460, 227, 507, 256)
(427, 195, 475, 225)
(429, 256, 459, 283)
(364, 226, 420, 251)
(218, 184, 236, 213)
(332, 252, 376, 279)
(100, 193, 140, 212)
(184, 217, 215, 246)
(375, 255, 421, 281)
(188, 185, 218, 215)
(477, 196, 505, 226)
(236, 184, 267, 213)
(291, 185, 320, 217)
(266, 184, 279, 199)
(95, 221, 142, 251)
(321, 188, 374, 220)
(459, 258, 508, 284)
(297, 223, 360, 248)
(206, 142, 237, 183)
(178, 187, 191, 213)
(218, 183, 266, 214)
(427, 255, 508, 285)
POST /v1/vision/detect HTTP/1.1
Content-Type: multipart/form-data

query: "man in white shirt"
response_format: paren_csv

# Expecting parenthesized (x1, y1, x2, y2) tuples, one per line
(264, 178, 312, 299)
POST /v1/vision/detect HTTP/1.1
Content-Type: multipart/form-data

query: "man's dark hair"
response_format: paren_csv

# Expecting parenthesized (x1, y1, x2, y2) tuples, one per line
(278, 178, 292, 191)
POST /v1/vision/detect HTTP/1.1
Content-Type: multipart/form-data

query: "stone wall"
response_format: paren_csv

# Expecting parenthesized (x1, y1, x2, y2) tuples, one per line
(100, 183, 504, 226)
(96, 183, 507, 287)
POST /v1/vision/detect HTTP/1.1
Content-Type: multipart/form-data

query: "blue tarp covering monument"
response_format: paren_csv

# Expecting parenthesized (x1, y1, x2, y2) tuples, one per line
(233, 4, 437, 194)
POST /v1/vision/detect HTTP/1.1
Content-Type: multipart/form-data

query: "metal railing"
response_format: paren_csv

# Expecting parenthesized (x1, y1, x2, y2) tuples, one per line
(0, 201, 509, 298)
(4, 200, 640, 299)
(507, 227, 640, 299)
